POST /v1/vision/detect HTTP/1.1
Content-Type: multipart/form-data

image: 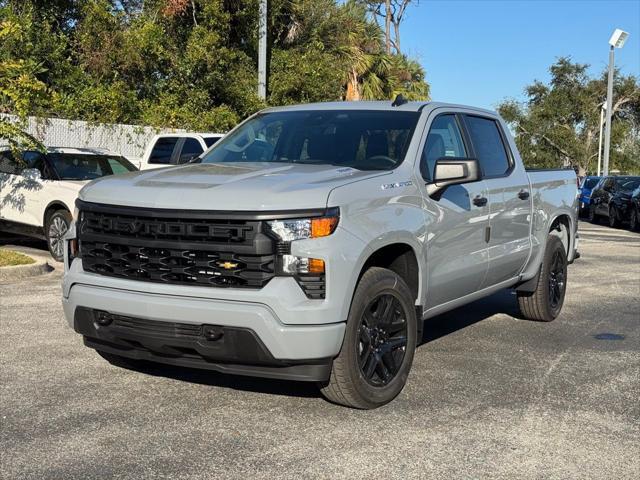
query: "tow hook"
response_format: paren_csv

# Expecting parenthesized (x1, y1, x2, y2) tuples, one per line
(202, 325, 224, 341)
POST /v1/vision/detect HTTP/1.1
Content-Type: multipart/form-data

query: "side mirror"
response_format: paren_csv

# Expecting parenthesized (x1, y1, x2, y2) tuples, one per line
(21, 168, 42, 181)
(426, 157, 481, 198)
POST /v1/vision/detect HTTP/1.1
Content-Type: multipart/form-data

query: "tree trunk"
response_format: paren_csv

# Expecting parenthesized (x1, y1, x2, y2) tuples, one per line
(393, 18, 400, 53)
(385, 0, 392, 55)
(346, 68, 360, 101)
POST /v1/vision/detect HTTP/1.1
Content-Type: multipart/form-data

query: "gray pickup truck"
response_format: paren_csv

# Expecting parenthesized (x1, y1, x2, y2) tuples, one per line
(62, 101, 579, 409)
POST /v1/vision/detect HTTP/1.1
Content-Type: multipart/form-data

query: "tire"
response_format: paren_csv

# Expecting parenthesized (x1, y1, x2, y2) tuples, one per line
(46, 209, 72, 262)
(608, 205, 621, 228)
(517, 235, 568, 322)
(319, 267, 417, 409)
(630, 208, 640, 232)
(587, 205, 599, 224)
(97, 350, 146, 370)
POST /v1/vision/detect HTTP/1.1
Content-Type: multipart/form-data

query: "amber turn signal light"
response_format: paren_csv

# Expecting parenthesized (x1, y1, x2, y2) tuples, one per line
(308, 258, 325, 274)
(311, 216, 339, 238)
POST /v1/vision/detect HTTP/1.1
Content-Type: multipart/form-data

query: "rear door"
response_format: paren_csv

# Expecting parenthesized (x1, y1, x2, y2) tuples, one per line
(419, 112, 490, 308)
(462, 114, 532, 287)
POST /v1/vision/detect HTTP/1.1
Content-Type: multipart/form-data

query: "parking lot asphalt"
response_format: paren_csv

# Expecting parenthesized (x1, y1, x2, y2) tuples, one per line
(1, 221, 639, 479)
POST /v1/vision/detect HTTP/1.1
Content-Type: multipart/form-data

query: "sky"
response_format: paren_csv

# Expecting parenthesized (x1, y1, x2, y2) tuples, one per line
(400, 0, 640, 109)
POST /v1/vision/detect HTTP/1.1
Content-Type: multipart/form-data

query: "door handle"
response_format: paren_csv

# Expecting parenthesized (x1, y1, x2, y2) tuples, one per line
(473, 196, 488, 207)
(518, 189, 530, 200)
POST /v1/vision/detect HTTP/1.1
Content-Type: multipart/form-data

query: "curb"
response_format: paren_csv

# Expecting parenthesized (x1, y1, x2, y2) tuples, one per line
(0, 248, 55, 282)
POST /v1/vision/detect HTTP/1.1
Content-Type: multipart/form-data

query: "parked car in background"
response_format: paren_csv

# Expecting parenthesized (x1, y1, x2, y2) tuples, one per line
(62, 100, 579, 409)
(629, 186, 640, 232)
(0, 147, 137, 261)
(138, 133, 224, 170)
(588, 176, 640, 228)
(578, 175, 601, 216)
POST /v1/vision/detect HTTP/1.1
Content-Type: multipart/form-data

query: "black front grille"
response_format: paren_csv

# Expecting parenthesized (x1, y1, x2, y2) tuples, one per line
(78, 202, 276, 289)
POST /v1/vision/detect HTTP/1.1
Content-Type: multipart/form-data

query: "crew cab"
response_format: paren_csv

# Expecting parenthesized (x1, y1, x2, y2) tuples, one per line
(62, 101, 579, 409)
(0, 147, 137, 261)
(137, 133, 224, 170)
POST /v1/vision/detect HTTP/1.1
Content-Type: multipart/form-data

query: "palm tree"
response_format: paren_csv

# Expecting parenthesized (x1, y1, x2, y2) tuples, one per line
(338, 1, 390, 101)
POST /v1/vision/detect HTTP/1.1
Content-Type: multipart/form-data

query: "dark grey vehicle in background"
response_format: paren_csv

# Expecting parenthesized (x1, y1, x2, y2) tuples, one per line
(589, 176, 640, 228)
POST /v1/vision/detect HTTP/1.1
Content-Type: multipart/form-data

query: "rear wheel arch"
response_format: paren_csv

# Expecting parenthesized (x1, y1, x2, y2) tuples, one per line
(549, 214, 571, 256)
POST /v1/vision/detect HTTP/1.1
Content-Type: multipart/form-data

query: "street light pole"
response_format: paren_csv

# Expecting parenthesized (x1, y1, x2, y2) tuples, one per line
(602, 29, 629, 176)
(602, 46, 615, 176)
(258, 0, 267, 100)
(597, 105, 605, 176)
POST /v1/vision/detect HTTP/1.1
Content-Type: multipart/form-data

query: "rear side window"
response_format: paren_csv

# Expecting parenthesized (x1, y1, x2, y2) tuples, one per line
(420, 114, 467, 181)
(149, 137, 178, 164)
(0, 151, 21, 174)
(465, 116, 511, 177)
(178, 138, 204, 164)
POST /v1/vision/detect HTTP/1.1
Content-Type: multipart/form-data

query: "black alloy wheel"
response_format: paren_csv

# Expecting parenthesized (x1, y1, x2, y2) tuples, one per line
(357, 294, 408, 387)
(548, 249, 566, 311)
(319, 267, 417, 409)
(517, 235, 568, 322)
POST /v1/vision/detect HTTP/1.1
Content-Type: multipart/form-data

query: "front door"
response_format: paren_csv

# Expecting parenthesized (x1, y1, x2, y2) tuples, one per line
(418, 112, 490, 309)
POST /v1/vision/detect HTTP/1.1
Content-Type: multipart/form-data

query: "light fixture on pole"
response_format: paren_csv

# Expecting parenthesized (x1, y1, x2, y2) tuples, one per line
(602, 28, 629, 176)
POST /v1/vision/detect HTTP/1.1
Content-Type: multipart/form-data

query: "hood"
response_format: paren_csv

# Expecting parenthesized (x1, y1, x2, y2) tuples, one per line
(79, 162, 389, 211)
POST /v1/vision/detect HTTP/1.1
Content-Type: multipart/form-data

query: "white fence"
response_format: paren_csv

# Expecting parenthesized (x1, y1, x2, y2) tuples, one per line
(1, 114, 185, 164)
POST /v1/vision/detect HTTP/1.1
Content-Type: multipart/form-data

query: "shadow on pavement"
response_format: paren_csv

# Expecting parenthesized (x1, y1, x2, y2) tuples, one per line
(420, 289, 521, 345)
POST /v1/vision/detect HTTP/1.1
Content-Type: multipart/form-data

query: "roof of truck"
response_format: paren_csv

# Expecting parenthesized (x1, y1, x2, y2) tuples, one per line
(262, 101, 497, 116)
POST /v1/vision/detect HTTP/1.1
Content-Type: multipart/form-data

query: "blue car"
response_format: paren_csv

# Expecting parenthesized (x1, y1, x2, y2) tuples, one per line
(579, 176, 602, 215)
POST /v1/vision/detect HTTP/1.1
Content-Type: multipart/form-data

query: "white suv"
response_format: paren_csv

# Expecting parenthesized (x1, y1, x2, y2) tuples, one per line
(0, 147, 137, 261)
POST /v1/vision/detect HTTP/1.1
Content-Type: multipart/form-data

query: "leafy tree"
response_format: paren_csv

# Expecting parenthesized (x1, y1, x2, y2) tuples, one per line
(1, 0, 430, 137)
(0, 5, 48, 156)
(498, 57, 640, 175)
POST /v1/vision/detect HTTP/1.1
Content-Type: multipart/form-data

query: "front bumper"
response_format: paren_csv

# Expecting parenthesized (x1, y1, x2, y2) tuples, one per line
(74, 307, 333, 381)
(63, 283, 346, 381)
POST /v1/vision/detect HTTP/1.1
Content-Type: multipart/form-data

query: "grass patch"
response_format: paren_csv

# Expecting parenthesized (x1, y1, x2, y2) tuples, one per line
(0, 249, 36, 267)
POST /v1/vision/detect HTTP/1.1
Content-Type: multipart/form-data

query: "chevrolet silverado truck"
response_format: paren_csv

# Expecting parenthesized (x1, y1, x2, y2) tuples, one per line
(62, 101, 579, 409)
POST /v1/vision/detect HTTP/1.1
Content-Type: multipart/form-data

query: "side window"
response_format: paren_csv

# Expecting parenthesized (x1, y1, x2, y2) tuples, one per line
(420, 114, 467, 181)
(178, 138, 204, 164)
(25, 152, 54, 179)
(0, 151, 21, 175)
(464, 116, 511, 177)
(148, 137, 179, 164)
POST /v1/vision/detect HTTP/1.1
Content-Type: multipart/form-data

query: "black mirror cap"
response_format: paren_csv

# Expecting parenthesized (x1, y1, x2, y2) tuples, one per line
(426, 157, 481, 199)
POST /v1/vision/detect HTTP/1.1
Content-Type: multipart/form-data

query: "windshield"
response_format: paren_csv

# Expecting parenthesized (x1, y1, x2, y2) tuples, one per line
(49, 153, 137, 180)
(615, 177, 640, 191)
(198, 110, 420, 171)
(619, 179, 640, 191)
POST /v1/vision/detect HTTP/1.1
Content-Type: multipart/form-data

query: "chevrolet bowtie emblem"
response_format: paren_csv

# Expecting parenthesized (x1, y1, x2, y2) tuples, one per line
(218, 261, 239, 270)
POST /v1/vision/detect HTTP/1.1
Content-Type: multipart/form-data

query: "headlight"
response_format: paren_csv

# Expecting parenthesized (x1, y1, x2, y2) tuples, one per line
(266, 209, 338, 283)
(267, 211, 339, 241)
